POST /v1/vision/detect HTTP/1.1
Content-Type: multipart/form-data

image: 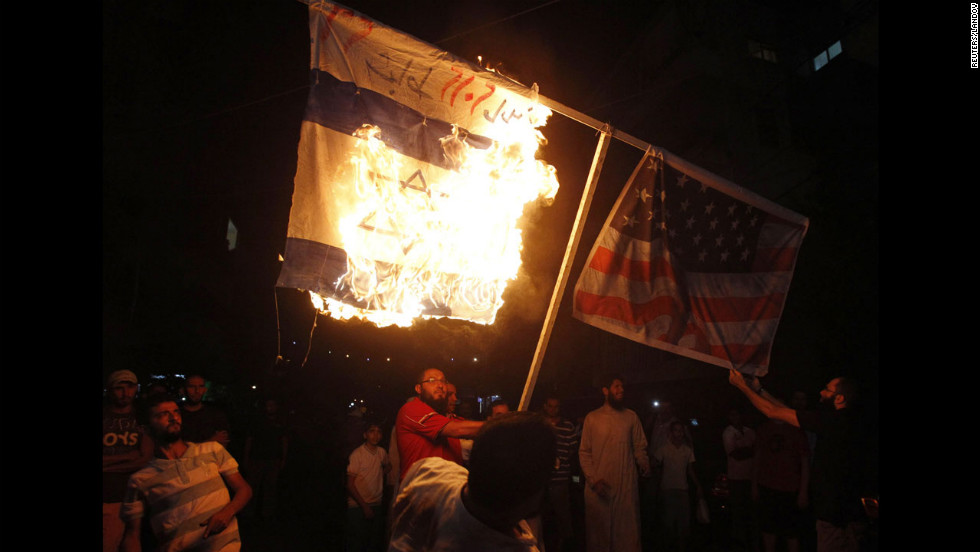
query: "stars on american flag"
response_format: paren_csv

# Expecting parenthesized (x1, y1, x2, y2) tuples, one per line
(620, 158, 764, 272)
(635, 187, 652, 203)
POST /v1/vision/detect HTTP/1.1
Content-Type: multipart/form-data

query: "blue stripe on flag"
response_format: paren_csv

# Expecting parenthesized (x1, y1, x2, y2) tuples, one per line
(275, 237, 453, 318)
(276, 237, 349, 297)
(304, 69, 493, 172)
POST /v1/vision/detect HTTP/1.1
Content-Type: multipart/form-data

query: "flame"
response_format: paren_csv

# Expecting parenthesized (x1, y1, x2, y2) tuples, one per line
(310, 103, 559, 328)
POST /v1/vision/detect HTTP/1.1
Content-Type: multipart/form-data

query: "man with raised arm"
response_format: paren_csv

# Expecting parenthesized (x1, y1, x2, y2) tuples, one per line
(395, 367, 484, 481)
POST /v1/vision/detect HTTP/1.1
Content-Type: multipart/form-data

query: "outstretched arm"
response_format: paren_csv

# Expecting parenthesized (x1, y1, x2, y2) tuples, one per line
(438, 418, 484, 439)
(729, 370, 799, 427)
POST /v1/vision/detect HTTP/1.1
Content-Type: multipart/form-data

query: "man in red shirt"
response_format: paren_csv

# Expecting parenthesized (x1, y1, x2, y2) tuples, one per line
(395, 368, 484, 481)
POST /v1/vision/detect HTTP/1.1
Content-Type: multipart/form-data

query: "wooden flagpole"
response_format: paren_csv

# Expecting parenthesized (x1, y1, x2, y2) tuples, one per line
(516, 91, 658, 411)
(517, 125, 612, 411)
(538, 95, 651, 152)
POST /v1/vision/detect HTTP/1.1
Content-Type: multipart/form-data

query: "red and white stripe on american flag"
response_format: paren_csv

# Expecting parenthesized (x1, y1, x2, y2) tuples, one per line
(572, 150, 808, 376)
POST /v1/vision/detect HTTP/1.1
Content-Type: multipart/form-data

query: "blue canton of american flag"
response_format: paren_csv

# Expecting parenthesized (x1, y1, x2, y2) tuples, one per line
(611, 155, 769, 273)
(573, 151, 808, 375)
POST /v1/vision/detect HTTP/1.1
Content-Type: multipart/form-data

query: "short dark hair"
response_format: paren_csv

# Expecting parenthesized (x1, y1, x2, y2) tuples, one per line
(416, 367, 446, 384)
(467, 412, 557, 512)
(599, 373, 624, 390)
(145, 391, 179, 411)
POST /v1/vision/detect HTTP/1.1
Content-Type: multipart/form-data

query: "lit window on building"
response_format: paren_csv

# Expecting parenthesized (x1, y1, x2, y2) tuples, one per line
(813, 40, 842, 71)
(827, 40, 842, 59)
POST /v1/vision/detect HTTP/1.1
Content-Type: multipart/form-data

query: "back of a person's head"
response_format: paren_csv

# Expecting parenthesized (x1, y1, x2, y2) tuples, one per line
(467, 411, 557, 511)
(490, 398, 509, 409)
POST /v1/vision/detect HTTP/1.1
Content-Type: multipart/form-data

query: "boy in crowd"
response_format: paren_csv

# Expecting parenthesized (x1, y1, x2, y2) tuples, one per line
(346, 421, 391, 552)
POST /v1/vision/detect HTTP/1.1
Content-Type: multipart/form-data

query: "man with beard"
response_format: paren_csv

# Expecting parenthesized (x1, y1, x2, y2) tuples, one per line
(395, 367, 484, 481)
(179, 373, 231, 447)
(120, 393, 252, 552)
(579, 374, 651, 552)
(729, 371, 872, 552)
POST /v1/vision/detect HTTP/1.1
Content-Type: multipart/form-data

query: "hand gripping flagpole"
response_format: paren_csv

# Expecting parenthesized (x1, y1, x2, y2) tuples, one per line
(518, 125, 613, 411)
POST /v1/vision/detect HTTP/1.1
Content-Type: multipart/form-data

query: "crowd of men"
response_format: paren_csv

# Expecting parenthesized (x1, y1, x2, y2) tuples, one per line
(104, 366, 876, 552)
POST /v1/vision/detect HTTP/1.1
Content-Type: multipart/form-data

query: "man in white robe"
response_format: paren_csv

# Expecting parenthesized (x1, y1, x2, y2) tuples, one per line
(579, 374, 651, 552)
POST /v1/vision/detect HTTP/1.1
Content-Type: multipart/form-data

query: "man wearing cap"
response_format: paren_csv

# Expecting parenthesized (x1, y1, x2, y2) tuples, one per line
(104, 370, 154, 552)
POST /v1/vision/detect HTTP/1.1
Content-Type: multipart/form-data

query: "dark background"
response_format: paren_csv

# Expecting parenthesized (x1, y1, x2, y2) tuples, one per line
(103, 1, 878, 549)
(103, 0, 877, 510)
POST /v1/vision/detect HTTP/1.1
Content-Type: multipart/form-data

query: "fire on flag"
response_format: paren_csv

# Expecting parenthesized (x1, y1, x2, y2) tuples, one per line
(277, 1, 560, 327)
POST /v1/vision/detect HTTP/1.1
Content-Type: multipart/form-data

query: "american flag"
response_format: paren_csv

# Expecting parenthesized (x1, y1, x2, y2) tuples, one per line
(572, 150, 808, 376)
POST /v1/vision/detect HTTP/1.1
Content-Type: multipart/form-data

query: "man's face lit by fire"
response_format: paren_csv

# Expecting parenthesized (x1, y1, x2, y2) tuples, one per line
(819, 378, 846, 410)
(149, 401, 183, 444)
(416, 369, 449, 413)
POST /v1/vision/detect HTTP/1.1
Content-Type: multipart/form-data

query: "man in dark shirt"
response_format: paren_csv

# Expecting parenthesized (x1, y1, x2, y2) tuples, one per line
(729, 370, 872, 552)
(180, 373, 231, 447)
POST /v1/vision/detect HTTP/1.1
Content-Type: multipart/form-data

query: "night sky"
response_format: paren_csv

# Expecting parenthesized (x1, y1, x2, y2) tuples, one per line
(103, 1, 878, 427)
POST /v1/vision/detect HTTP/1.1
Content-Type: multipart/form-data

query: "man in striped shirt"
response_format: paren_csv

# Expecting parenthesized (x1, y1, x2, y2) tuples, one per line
(541, 395, 579, 552)
(120, 393, 252, 552)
